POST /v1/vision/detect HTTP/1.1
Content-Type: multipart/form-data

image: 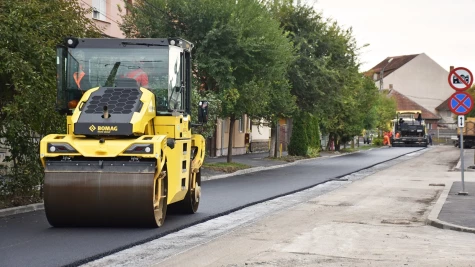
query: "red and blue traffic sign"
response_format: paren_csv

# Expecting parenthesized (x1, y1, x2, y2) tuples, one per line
(448, 67, 473, 91)
(448, 92, 474, 115)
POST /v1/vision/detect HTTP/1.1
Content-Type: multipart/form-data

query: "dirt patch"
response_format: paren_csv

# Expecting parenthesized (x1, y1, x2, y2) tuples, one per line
(381, 219, 411, 225)
(415, 190, 441, 205)
(447, 158, 459, 169)
(0, 195, 42, 209)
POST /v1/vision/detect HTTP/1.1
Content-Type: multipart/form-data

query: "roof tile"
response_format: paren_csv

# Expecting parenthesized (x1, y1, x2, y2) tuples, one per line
(365, 54, 420, 79)
(387, 89, 440, 119)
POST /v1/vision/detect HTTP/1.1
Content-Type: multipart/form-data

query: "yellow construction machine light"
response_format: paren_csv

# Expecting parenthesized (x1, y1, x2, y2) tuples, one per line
(124, 144, 154, 154)
(47, 143, 78, 153)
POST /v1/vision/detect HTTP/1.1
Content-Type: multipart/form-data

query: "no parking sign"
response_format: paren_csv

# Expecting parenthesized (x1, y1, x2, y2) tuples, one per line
(448, 92, 474, 115)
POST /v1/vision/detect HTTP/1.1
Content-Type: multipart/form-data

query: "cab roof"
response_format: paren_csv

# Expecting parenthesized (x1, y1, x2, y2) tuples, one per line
(62, 37, 194, 52)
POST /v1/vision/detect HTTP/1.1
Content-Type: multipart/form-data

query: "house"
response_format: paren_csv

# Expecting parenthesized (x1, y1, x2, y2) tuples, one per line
(367, 53, 456, 128)
(209, 116, 275, 157)
(212, 117, 249, 157)
(78, 0, 132, 38)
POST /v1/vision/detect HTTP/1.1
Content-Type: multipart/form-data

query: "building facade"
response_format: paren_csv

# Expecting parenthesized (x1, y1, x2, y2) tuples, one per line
(368, 53, 456, 128)
(78, 0, 132, 38)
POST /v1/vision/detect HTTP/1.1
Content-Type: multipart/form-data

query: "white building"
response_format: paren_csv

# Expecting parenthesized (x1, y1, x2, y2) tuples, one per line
(368, 53, 456, 126)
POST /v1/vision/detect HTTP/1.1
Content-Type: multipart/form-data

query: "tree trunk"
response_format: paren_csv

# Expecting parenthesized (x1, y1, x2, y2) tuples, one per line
(274, 121, 280, 158)
(335, 135, 340, 151)
(269, 122, 276, 158)
(326, 133, 332, 151)
(226, 115, 236, 163)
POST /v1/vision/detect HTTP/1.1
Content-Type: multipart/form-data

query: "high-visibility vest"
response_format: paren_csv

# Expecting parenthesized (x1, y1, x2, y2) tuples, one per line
(126, 69, 148, 87)
(73, 71, 85, 89)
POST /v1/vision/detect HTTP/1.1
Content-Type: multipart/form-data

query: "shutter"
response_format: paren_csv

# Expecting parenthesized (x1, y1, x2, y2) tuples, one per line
(100, 0, 107, 21)
(92, 0, 100, 19)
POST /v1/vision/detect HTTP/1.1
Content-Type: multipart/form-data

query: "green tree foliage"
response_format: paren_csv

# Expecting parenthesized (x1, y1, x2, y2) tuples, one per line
(122, 0, 295, 162)
(373, 91, 398, 132)
(266, 1, 378, 151)
(464, 85, 475, 118)
(288, 111, 308, 156)
(0, 0, 101, 203)
(306, 113, 320, 148)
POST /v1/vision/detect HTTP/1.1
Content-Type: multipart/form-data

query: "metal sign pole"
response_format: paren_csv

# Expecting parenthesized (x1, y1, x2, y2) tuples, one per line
(448, 68, 473, 195)
(459, 126, 468, 195)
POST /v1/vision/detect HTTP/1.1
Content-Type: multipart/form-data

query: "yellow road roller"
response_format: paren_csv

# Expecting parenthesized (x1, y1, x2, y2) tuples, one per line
(39, 37, 208, 227)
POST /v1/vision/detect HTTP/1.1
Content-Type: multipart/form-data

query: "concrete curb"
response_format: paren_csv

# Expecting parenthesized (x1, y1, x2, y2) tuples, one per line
(453, 157, 462, 171)
(426, 181, 475, 234)
(452, 150, 475, 172)
(0, 203, 44, 218)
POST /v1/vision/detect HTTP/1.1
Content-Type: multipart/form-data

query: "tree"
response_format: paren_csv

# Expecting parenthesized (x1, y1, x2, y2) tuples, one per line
(288, 111, 308, 156)
(122, 0, 295, 162)
(464, 85, 475, 118)
(266, 1, 377, 152)
(373, 91, 398, 133)
(0, 0, 101, 203)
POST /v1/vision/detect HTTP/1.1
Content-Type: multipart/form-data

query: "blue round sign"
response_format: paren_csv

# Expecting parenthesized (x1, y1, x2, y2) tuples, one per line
(448, 92, 474, 115)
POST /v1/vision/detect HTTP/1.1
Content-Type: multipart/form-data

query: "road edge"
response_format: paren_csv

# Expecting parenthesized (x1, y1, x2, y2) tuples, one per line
(0, 202, 44, 218)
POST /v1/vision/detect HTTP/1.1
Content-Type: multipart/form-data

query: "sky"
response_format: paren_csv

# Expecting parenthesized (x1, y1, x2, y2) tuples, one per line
(310, 0, 474, 73)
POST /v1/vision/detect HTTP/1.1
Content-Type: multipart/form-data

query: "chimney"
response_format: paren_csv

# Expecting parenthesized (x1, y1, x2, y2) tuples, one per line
(389, 84, 393, 90)
(450, 66, 454, 72)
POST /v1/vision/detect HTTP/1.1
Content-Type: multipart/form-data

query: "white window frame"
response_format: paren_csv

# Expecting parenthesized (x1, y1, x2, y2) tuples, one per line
(239, 116, 244, 132)
(92, 0, 107, 21)
(223, 119, 228, 133)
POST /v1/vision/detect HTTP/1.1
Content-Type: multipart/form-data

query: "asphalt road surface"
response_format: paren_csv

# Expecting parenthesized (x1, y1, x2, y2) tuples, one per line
(0, 147, 423, 267)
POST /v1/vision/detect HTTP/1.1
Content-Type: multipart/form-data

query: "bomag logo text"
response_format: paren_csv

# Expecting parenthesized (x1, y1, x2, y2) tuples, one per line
(98, 126, 118, 133)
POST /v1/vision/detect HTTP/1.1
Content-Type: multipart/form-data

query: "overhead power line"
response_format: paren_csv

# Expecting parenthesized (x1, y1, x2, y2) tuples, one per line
(80, 0, 120, 26)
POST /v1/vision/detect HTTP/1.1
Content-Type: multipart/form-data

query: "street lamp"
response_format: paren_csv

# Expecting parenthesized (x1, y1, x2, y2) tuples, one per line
(380, 58, 393, 91)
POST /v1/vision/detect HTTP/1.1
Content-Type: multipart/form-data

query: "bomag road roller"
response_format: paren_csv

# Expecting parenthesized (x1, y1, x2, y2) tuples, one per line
(39, 37, 208, 227)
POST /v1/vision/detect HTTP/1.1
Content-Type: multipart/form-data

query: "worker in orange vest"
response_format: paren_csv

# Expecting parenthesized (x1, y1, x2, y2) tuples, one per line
(383, 131, 391, 146)
(126, 59, 149, 87)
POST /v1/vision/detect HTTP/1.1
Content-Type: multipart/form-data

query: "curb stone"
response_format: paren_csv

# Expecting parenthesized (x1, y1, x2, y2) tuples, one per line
(0, 203, 44, 218)
(426, 181, 475, 234)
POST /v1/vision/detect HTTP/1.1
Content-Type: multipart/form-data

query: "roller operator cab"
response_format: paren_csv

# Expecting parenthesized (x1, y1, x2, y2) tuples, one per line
(390, 110, 428, 147)
(39, 38, 208, 227)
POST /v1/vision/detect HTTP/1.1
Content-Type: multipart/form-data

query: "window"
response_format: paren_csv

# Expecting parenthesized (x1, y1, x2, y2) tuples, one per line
(223, 119, 228, 133)
(92, 0, 106, 21)
(239, 116, 244, 133)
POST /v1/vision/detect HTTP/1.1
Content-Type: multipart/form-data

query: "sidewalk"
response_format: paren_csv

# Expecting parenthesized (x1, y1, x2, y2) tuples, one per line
(427, 147, 475, 233)
(201, 149, 345, 181)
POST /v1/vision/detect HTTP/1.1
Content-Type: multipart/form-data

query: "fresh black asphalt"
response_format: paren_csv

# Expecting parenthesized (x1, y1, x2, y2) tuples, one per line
(0, 147, 423, 267)
(439, 181, 475, 228)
